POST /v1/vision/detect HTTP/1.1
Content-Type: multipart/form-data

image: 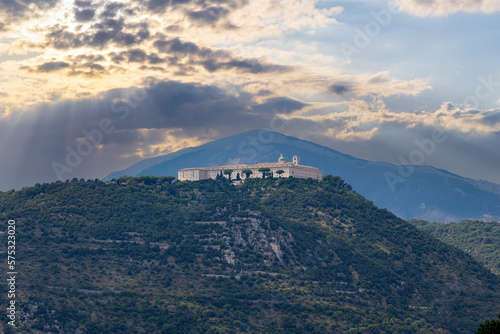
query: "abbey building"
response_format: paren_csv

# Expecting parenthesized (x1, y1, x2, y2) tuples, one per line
(178, 155, 322, 181)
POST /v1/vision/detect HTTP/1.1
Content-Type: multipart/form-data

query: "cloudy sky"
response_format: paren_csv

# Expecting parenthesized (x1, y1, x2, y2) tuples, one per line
(0, 0, 499, 190)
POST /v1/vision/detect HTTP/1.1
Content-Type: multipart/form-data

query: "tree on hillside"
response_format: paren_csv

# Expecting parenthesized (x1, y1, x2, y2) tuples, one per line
(276, 170, 285, 178)
(136, 175, 159, 185)
(118, 175, 133, 184)
(159, 176, 176, 184)
(478, 314, 500, 334)
(258, 168, 270, 179)
(242, 169, 253, 179)
(223, 169, 234, 181)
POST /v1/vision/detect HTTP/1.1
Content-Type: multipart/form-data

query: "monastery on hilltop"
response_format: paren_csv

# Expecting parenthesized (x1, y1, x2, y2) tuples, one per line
(178, 154, 322, 181)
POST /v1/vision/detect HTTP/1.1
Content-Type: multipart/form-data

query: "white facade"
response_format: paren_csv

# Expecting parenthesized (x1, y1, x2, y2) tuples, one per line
(178, 155, 322, 181)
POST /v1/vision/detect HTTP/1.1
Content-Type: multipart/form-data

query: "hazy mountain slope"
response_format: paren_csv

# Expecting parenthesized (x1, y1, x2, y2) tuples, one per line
(411, 219, 500, 275)
(0, 177, 498, 333)
(104, 129, 500, 222)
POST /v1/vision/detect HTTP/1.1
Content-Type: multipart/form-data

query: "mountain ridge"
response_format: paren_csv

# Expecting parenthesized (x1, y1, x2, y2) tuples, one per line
(104, 129, 500, 222)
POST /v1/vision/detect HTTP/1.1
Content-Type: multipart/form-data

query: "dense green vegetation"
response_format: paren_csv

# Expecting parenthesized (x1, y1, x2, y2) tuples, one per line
(410, 219, 500, 275)
(0, 176, 498, 333)
(478, 314, 500, 334)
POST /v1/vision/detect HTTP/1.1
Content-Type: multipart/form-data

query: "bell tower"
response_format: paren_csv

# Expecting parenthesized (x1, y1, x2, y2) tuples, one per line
(293, 155, 299, 165)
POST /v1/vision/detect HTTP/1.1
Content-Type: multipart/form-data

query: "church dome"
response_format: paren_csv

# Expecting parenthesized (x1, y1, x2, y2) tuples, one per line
(278, 154, 286, 162)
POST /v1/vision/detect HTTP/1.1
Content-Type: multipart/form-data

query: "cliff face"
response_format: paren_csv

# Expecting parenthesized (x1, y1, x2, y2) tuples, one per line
(1, 176, 498, 333)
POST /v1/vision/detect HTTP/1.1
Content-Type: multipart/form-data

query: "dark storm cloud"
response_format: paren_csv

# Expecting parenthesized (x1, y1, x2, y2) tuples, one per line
(88, 19, 150, 47)
(102, 80, 269, 130)
(0, 0, 60, 29)
(205, 59, 290, 74)
(101, 3, 126, 17)
(154, 37, 291, 74)
(106, 50, 163, 65)
(251, 97, 307, 114)
(0, 0, 59, 17)
(126, 49, 148, 62)
(187, 6, 230, 24)
(0, 80, 292, 190)
(45, 27, 82, 49)
(145, 0, 246, 15)
(92, 17, 125, 30)
(146, 0, 196, 13)
(38, 1, 286, 76)
(144, 0, 248, 28)
(73, 54, 107, 62)
(45, 12, 151, 50)
(154, 37, 211, 56)
(213, 58, 290, 74)
(140, 65, 165, 71)
(75, 8, 95, 22)
(329, 84, 352, 95)
(165, 24, 182, 32)
(68, 62, 108, 77)
(37, 61, 70, 72)
(109, 52, 126, 64)
(75, 0, 92, 7)
(84, 19, 139, 48)
(45, 25, 149, 49)
(147, 53, 166, 64)
(27, 54, 109, 77)
(477, 110, 500, 126)
(86, 63, 106, 71)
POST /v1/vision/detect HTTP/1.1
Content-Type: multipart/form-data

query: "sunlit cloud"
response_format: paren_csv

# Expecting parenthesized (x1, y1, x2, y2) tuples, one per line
(397, 0, 500, 16)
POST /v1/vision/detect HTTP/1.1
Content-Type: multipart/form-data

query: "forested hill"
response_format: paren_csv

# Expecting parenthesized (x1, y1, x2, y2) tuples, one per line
(104, 129, 500, 223)
(411, 219, 500, 275)
(0, 176, 499, 333)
